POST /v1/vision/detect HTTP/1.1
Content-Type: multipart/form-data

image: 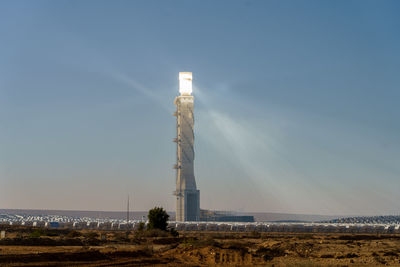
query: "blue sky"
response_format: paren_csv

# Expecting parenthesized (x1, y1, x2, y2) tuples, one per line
(0, 0, 399, 215)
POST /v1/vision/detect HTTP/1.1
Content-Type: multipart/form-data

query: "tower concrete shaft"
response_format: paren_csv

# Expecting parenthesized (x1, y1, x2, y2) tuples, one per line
(173, 73, 200, 221)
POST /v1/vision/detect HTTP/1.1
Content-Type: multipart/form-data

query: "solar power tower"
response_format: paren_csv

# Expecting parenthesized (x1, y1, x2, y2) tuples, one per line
(173, 72, 200, 221)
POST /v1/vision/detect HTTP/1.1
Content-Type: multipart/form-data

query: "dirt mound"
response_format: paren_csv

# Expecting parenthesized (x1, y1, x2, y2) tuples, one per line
(152, 237, 181, 245)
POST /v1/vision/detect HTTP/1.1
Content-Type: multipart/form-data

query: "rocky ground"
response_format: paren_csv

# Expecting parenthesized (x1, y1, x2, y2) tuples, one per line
(0, 226, 400, 266)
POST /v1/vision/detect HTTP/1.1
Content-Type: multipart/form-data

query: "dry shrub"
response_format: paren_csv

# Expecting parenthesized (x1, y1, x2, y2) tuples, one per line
(137, 244, 154, 256)
(337, 234, 397, 241)
(250, 231, 261, 238)
(345, 253, 359, 258)
(67, 230, 82, 238)
(182, 236, 219, 248)
(109, 245, 153, 258)
(383, 251, 399, 257)
(141, 229, 169, 238)
(256, 246, 286, 261)
(219, 233, 238, 239)
(132, 234, 143, 244)
(297, 234, 314, 240)
(152, 237, 180, 245)
(372, 252, 387, 264)
(336, 252, 359, 259)
(320, 254, 334, 258)
(112, 232, 129, 242)
(84, 232, 98, 239)
(207, 233, 228, 239)
(224, 241, 253, 252)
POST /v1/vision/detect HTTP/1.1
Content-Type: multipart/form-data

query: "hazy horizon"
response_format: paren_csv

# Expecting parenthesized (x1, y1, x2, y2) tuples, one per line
(1, 0, 399, 216)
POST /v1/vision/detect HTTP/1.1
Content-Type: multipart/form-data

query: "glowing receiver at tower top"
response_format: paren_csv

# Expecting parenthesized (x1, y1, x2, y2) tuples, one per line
(179, 72, 193, 95)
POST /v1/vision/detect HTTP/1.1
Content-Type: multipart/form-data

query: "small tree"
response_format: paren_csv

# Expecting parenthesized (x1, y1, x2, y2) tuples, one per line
(137, 221, 145, 232)
(147, 207, 169, 231)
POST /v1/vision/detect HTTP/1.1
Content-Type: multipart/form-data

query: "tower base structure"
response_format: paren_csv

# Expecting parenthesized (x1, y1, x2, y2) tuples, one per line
(175, 189, 200, 221)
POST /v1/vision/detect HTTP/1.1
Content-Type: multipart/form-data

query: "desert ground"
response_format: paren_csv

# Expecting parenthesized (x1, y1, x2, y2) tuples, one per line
(1, 225, 400, 266)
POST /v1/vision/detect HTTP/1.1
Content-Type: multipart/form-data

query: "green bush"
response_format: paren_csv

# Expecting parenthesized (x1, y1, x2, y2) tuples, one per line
(113, 232, 129, 242)
(169, 227, 179, 237)
(137, 222, 146, 232)
(29, 230, 43, 238)
(29, 229, 59, 238)
(147, 207, 169, 231)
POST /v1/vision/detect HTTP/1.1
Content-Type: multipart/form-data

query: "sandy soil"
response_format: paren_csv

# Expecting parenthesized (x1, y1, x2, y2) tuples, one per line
(0, 227, 400, 266)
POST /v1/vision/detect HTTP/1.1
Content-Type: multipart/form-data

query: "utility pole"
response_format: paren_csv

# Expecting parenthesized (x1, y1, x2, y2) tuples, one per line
(127, 194, 130, 223)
